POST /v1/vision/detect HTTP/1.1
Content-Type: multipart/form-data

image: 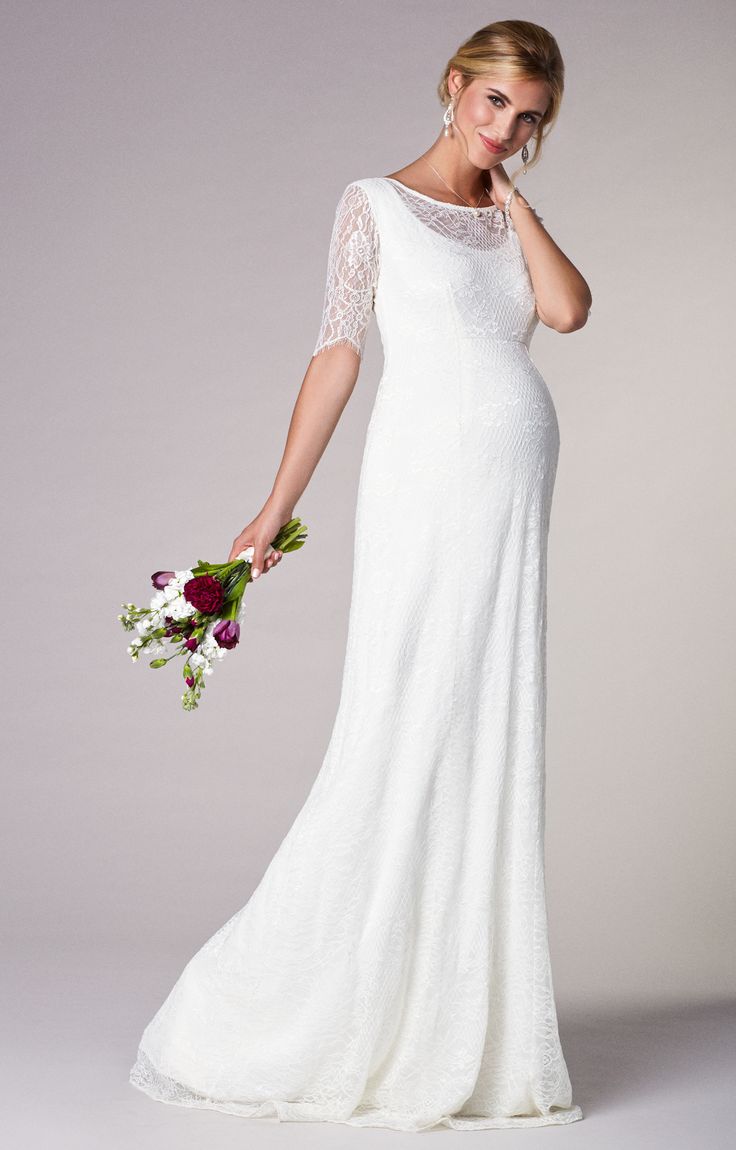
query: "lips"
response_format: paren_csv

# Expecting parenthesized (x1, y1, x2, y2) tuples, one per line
(479, 134, 506, 154)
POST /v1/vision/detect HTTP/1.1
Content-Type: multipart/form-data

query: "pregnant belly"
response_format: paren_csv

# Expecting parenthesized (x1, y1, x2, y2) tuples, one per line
(464, 343, 559, 469)
(358, 356, 559, 568)
(368, 341, 558, 472)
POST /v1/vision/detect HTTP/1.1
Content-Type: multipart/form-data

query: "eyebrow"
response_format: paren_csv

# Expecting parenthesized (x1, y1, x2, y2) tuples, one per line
(485, 87, 545, 117)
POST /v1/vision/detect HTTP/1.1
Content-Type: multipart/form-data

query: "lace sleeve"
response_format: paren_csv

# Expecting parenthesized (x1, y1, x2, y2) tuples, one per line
(312, 182, 380, 361)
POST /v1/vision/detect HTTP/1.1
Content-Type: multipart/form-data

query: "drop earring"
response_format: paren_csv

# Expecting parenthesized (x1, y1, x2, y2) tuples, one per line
(521, 143, 529, 173)
(443, 98, 455, 137)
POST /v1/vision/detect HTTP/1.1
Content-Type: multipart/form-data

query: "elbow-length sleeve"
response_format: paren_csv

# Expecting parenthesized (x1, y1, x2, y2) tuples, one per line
(312, 181, 380, 361)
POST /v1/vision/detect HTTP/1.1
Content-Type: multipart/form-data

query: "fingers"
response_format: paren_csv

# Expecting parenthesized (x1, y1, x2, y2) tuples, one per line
(231, 540, 254, 564)
(251, 543, 265, 579)
(264, 547, 283, 574)
(251, 543, 283, 580)
(228, 538, 284, 577)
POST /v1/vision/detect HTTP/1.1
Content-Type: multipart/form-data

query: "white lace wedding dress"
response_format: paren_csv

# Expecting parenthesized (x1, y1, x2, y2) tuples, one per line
(129, 176, 584, 1130)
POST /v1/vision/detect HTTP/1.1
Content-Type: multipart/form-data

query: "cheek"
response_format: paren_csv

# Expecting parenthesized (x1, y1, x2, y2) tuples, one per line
(469, 96, 492, 123)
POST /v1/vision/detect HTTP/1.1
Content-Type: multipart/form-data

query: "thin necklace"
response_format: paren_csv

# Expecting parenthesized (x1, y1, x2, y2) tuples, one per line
(423, 158, 493, 217)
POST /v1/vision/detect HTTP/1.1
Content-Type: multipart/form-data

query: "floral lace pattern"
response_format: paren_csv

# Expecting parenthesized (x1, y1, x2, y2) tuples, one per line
(312, 182, 380, 360)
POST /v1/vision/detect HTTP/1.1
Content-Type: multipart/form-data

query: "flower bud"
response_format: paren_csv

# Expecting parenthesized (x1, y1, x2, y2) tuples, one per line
(151, 571, 176, 590)
(213, 619, 240, 650)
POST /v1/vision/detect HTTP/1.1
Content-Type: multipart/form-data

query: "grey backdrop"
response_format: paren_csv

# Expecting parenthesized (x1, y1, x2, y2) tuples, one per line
(2, 1, 735, 1146)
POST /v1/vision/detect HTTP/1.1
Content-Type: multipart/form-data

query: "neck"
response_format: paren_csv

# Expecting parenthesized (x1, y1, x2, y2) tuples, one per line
(421, 138, 492, 203)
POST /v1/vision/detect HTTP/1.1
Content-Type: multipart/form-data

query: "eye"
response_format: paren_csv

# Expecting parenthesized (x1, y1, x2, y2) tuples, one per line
(487, 95, 537, 125)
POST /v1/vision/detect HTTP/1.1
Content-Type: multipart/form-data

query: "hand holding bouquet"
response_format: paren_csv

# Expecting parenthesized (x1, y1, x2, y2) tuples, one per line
(118, 517, 308, 710)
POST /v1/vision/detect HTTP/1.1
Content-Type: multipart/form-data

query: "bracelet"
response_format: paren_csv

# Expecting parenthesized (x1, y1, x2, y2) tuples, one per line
(503, 185, 543, 227)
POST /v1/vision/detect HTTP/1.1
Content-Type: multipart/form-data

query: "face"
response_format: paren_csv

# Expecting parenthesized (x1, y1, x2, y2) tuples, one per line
(447, 70, 551, 167)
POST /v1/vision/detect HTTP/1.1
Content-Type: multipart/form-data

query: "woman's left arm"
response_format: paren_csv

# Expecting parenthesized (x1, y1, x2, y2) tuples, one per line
(508, 188, 592, 332)
(490, 161, 592, 332)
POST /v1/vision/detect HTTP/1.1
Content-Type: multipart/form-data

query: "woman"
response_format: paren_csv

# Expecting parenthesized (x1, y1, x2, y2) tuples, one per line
(130, 19, 590, 1131)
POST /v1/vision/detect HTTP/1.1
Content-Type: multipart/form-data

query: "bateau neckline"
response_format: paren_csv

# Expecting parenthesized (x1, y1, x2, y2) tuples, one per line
(381, 176, 502, 213)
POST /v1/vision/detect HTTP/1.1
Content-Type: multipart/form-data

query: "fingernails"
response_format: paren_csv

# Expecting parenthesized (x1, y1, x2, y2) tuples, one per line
(252, 568, 260, 579)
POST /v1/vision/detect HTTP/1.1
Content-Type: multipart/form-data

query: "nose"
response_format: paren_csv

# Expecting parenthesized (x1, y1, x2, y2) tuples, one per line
(497, 115, 517, 143)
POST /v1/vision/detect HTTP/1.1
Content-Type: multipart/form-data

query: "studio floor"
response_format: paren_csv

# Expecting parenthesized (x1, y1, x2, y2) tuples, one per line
(4, 945, 734, 1148)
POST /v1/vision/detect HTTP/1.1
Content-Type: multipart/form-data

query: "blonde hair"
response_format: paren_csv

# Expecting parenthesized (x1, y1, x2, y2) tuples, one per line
(438, 20, 565, 184)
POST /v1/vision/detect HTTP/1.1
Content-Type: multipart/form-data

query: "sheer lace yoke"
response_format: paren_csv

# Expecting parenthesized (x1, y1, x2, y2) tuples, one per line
(311, 177, 528, 362)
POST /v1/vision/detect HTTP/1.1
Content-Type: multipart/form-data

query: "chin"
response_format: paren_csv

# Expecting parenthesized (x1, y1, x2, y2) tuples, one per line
(473, 144, 500, 164)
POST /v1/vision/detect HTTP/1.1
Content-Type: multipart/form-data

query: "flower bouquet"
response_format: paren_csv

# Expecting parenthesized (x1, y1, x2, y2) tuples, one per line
(118, 517, 308, 710)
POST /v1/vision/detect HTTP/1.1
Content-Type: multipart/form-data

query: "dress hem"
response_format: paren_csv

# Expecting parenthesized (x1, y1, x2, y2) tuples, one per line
(129, 1049, 584, 1132)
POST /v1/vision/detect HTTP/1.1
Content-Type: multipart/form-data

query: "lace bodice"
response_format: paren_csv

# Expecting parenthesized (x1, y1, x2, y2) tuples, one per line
(312, 178, 534, 362)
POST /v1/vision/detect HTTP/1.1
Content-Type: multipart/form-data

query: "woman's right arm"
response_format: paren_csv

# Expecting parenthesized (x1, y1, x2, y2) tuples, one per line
(227, 182, 380, 576)
(227, 344, 362, 571)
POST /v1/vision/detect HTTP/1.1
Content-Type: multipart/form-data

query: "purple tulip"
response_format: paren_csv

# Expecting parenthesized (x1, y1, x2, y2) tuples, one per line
(213, 619, 240, 650)
(185, 676, 195, 688)
(151, 570, 176, 589)
(184, 637, 199, 651)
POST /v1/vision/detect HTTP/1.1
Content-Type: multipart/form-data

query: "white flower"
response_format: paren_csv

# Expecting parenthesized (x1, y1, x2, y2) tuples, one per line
(150, 590, 167, 611)
(168, 597, 195, 621)
(201, 634, 227, 660)
(189, 652, 206, 669)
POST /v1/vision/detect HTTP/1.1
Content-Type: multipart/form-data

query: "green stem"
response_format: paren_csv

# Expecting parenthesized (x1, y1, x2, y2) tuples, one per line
(221, 592, 244, 622)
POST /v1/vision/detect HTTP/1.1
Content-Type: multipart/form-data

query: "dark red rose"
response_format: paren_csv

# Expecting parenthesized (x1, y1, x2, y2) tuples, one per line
(182, 574, 224, 615)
